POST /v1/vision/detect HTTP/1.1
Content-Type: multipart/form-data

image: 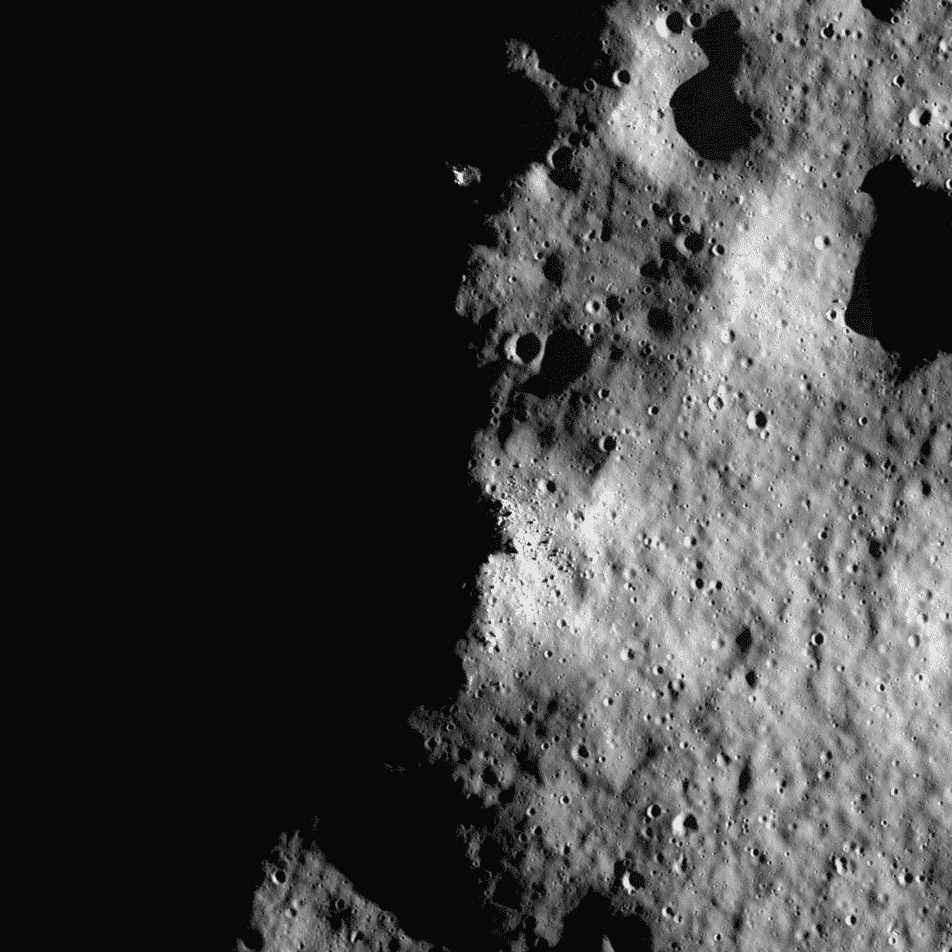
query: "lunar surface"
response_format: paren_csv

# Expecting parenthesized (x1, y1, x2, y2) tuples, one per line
(238, 2, 951, 950)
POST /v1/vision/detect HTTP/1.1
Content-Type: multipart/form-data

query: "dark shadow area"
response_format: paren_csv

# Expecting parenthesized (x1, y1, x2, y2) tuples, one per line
(442, 3, 625, 223)
(513, 5, 620, 89)
(440, 5, 621, 224)
(542, 253, 566, 285)
(659, 238, 684, 265)
(238, 927, 263, 952)
(556, 892, 654, 950)
(516, 332, 542, 362)
(735, 626, 753, 654)
(464, 73, 563, 222)
(548, 166, 583, 193)
(614, 860, 646, 891)
(844, 157, 952, 374)
(304, 762, 504, 952)
(738, 761, 752, 795)
(524, 328, 593, 398)
(669, 10, 760, 161)
(860, 0, 903, 21)
(647, 307, 674, 337)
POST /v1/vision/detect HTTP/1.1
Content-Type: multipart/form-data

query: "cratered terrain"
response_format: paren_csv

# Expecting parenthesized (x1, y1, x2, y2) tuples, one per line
(236, 2, 951, 951)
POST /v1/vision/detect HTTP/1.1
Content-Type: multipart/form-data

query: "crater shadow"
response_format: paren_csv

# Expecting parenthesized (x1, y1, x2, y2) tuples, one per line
(844, 157, 952, 374)
(647, 307, 675, 338)
(669, 10, 760, 161)
(542, 253, 567, 285)
(524, 328, 592, 398)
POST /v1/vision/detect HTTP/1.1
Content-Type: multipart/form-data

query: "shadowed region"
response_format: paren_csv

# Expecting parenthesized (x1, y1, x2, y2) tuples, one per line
(556, 892, 654, 950)
(738, 761, 752, 796)
(516, 332, 542, 363)
(514, 4, 623, 88)
(549, 166, 584, 193)
(844, 157, 952, 373)
(646, 307, 675, 338)
(443, 1, 631, 228)
(310, 763, 501, 952)
(860, 0, 904, 22)
(542, 253, 567, 285)
(444, 38, 560, 227)
(735, 627, 753, 654)
(524, 328, 593, 398)
(669, 10, 760, 161)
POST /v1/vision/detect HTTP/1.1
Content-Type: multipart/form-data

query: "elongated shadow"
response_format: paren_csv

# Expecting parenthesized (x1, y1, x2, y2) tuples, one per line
(669, 10, 759, 161)
(845, 157, 952, 373)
